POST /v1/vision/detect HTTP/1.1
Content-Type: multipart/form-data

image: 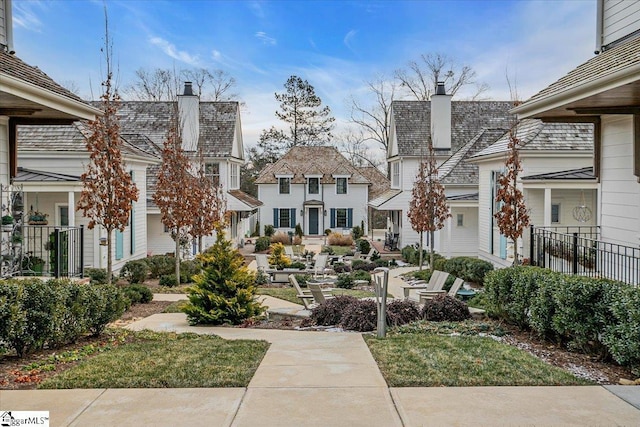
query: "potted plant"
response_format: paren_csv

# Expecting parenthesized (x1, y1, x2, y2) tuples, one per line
(11, 232, 22, 244)
(27, 210, 48, 225)
(2, 215, 14, 231)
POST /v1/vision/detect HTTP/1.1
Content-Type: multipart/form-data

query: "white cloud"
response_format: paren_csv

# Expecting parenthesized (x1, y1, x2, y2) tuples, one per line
(211, 49, 222, 60)
(12, 1, 45, 31)
(149, 37, 199, 65)
(343, 29, 357, 52)
(255, 31, 277, 46)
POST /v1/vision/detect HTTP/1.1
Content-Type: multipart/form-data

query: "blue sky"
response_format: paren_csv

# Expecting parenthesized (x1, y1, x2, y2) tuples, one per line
(12, 0, 597, 153)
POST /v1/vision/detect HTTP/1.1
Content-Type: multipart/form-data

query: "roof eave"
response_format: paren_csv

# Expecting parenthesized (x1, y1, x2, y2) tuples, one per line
(1, 72, 102, 120)
(512, 62, 640, 119)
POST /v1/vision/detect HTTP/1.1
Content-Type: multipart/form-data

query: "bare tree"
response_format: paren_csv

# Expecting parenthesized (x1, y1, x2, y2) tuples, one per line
(349, 76, 397, 152)
(77, 9, 139, 284)
(182, 68, 238, 101)
(494, 124, 529, 264)
(407, 142, 450, 271)
(395, 52, 488, 100)
(336, 128, 382, 169)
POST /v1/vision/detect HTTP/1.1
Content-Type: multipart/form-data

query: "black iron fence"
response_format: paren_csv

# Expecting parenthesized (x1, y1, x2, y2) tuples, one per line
(530, 225, 639, 285)
(19, 225, 84, 278)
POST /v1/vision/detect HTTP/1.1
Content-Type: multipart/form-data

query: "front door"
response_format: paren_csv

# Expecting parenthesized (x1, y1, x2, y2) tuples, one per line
(309, 208, 319, 235)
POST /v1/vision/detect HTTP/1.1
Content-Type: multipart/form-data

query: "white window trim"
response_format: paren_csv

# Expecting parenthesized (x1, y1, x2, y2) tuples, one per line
(334, 177, 349, 195)
(551, 203, 561, 224)
(230, 163, 239, 189)
(307, 177, 320, 195)
(392, 161, 400, 188)
(456, 213, 464, 227)
(55, 203, 69, 227)
(277, 176, 292, 194)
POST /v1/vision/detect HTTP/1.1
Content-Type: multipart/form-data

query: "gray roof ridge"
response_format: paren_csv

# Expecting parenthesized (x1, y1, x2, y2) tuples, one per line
(438, 128, 487, 179)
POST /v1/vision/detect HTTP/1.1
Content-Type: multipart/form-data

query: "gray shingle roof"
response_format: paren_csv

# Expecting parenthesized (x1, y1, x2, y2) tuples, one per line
(115, 101, 239, 157)
(255, 146, 370, 185)
(357, 166, 391, 199)
(522, 167, 595, 181)
(16, 122, 161, 160)
(521, 36, 640, 107)
(0, 50, 85, 103)
(369, 189, 402, 208)
(391, 101, 514, 157)
(473, 120, 593, 158)
(228, 190, 263, 209)
(447, 193, 478, 201)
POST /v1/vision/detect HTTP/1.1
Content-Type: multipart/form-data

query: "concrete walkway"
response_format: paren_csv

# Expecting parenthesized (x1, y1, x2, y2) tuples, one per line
(2, 311, 639, 426)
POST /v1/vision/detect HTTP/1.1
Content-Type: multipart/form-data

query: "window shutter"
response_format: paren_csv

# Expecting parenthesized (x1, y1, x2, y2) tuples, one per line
(330, 208, 336, 228)
(347, 208, 353, 228)
(130, 206, 135, 254)
(273, 208, 278, 227)
(115, 230, 124, 260)
(290, 208, 296, 228)
(634, 115, 640, 179)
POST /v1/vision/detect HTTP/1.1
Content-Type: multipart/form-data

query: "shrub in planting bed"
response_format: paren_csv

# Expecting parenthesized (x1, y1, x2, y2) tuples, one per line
(120, 259, 150, 284)
(386, 300, 421, 327)
(340, 299, 377, 332)
(421, 294, 471, 322)
(310, 296, 359, 326)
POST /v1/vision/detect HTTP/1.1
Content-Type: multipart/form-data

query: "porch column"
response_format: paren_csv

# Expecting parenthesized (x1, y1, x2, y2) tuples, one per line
(446, 215, 452, 258)
(67, 191, 75, 226)
(543, 188, 552, 226)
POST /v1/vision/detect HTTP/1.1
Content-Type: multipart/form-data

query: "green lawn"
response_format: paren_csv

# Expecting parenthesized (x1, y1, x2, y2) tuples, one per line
(257, 287, 374, 304)
(38, 330, 269, 389)
(365, 323, 592, 387)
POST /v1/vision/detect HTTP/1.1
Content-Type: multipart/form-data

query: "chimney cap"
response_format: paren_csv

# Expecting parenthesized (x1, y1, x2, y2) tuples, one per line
(183, 81, 195, 96)
(435, 81, 446, 96)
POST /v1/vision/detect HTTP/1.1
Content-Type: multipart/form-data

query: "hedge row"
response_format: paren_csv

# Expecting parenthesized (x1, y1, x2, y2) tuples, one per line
(434, 256, 494, 285)
(484, 267, 640, 373)
(0, 279, 127, 357)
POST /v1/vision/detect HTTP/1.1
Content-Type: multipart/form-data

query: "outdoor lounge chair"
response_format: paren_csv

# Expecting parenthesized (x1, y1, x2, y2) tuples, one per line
(307, 283, 335, 305)
(308, 253, 330, 278)
(362, 248, 377, 262)
(284, 246, 301, 261)
(400, 270, 449, 299)
(418, 277, 464, 304)
(288, 274, 316, 309)
(255, 254, 274, 273)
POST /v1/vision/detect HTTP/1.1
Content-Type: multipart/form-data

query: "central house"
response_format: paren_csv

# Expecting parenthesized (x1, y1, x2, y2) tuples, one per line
(255, 146, 376, 236)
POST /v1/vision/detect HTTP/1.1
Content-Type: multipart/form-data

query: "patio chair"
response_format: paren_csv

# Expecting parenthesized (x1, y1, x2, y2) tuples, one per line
(362, 248, 377, 262)
(288, 274, 316, 309)
(418, 277, 464, 305)
(343, 251, 361, 265)
(400, 270, 449, 299)
(255, 254, 274, 272)
(308, 253, 330, 278)
(284, 246, 301, 261)
(307, 283, 335, 305)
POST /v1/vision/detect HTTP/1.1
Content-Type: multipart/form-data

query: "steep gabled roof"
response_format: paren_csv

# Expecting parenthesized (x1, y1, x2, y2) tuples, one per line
(255, 146, 370, 185)
(390, 101, 514, 158)
(357, 166, 391, 199)
(15, 167, 80, 182)
(472, 120, 593, 158)
(110, 101, 240, 157)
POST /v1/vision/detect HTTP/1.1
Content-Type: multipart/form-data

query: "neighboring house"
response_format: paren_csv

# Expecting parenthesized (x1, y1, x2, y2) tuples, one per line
(15, 122, 160, 273)
(370, 87, 513, 256)
(510, 0, 640, 284)
(116, 83, 261, 254)
(255, 146, 374, 236)
(469, 119, 595, 266)
(0, 0, 100, 277)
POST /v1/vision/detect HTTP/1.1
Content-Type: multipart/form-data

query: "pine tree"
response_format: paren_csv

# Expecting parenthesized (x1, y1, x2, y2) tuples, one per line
(78, 12, 138, 284)
(183, 228, 265, 325)
(407, 142, 450, 271)
(494, 126, 530, 263)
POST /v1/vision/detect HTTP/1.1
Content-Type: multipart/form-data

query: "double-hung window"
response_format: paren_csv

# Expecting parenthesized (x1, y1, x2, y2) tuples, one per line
(205, 163, 220, 186)
(230, 164, 239, 189)
(279, 209, 290, 228)
(392, 162, 400, 188)
(336, 177, 348, 194)
(278, 177, 291, 194)
(308, 177, 319, 194)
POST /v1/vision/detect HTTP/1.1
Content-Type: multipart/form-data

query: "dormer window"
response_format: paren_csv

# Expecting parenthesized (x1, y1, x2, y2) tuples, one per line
(336, 177, 348, 194)
(308, 177, 319, 194)
(278, 177, 291, 194)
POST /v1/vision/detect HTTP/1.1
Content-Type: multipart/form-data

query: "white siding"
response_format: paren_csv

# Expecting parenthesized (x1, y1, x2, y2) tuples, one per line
(601, 0, 640, 48)
(0, 0, 6, 48)
(441, 207, 478, 257)
(599, 115, 640, 246)
(147, 213, 176, 256)
(0, 118, 9, 188)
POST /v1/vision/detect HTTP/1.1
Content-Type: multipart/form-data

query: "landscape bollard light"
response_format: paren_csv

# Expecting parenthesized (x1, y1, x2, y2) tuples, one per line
(373, 267, 389, 338)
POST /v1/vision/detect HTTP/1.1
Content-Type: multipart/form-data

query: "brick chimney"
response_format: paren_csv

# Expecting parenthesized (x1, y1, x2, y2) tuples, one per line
(430, 81, 452, 150)
(177, 82, 199, 151)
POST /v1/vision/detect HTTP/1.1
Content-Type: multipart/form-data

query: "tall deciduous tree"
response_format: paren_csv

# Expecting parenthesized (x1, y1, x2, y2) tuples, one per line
(395, 52, 488, 100)
(190, 151, 227, 253)
(78, 10, 138, 284)
(257, 75, 335, 157)
(349, 76, 396, 153)
(494, 125, 530, 264)
(153, 123, 195, 280)
(407, 143, 450, 271)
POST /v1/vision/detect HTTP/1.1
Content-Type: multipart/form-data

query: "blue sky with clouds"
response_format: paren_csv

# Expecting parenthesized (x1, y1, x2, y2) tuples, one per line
(11, 0, 596, 153)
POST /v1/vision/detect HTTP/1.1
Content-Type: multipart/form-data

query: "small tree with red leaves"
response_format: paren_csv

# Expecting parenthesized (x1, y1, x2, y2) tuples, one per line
(153, 123, 195, 280)
(407, 142, 450, 271)
(190, 152, 227, 253)
(78, 15, 138, 284)
(494, 126, 530, 263)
